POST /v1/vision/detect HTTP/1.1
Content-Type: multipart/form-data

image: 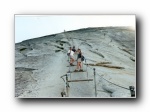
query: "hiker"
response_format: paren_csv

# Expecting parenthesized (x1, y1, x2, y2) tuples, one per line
(74, 49, 83, 72)
(72, 46, 77, 61)
(67, 47, 75, 65)
(72, 46, 76, 53)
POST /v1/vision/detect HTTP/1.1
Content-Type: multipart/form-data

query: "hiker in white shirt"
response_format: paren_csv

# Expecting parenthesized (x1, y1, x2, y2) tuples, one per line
(67, 47, 75, 65)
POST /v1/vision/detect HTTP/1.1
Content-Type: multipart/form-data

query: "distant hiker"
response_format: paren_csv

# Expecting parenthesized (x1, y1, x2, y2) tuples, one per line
(72, 46, 76, 53)
(67, 47, 75, 65)
(74, 49, 83, 72)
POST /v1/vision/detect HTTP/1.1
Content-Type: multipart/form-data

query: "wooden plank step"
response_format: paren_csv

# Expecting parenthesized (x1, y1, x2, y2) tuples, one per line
(68, 79, 93, 82)
(67, 71, 86, 73)
(66, 65, 76, 67)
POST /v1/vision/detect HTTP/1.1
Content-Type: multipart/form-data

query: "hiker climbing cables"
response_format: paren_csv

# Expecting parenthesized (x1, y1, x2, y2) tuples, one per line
(72, 46, 76, 52)
(72, 46, 77, 61)
(74, 49, 84, 72)
(67, 47, 75, 66)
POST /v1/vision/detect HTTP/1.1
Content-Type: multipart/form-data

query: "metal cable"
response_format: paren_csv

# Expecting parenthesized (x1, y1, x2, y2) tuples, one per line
(97, 74, 129, 90)
(86, 64, 130, 90)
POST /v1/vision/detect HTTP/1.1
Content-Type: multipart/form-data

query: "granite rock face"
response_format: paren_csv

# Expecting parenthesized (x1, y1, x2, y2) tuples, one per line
(15, 27, 135, 98)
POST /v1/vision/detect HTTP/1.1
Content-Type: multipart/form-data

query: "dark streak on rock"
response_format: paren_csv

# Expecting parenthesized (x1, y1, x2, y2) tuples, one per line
(55, 50, 61, 53)
(20, 48, 27, 51)
(130, 57, 135, 62)
(82, 42, 92, 48)
(118, 47, 132, 55)
(56, 40, 71, 46)
(15, 67, 38, 71)
(89, 50, 104, 58)
(86, 63, 124, 69)
(96, 62, 112, 64)
(54, 45, 64, 50)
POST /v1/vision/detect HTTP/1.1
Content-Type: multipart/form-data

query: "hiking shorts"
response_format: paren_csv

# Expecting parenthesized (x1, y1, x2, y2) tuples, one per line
(70, 55, 74, 59)
(77, 58, 81, 62)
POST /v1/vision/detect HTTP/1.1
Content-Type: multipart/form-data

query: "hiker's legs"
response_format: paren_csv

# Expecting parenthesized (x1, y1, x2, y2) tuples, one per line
(70, 58, 72, 64)
(70, 58, 73, 64)
(74, 62, 79, 71)
(70, 56, 74, 64)
(77, 62, 79, 69)
(72, 58, 74, 64)
(75, 58, 81, 71)
(79, 62, 82, 69)
(77, 58, 82, 69)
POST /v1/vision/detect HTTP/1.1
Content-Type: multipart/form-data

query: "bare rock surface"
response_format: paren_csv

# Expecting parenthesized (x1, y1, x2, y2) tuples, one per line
(15, 27, 135, 98)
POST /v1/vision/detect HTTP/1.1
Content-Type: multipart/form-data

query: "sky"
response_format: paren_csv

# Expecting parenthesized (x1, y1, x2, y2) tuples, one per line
(15, 15, 135, 43)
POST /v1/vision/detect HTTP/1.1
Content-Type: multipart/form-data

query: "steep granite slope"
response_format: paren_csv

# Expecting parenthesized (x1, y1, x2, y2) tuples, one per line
(15, 27, 135, 98)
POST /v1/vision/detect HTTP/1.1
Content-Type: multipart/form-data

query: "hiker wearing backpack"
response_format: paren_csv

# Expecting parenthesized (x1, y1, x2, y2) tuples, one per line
(74, 49, 84, 72)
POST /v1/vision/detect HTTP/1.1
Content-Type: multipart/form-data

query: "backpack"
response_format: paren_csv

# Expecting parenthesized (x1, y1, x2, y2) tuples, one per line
(67, 53, 70, 56)
(81, 55, 85, 61)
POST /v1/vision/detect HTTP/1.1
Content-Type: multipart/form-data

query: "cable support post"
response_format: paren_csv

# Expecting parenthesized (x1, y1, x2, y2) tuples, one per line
(93, 68, 97, 97)
(129, 86, 135, 97)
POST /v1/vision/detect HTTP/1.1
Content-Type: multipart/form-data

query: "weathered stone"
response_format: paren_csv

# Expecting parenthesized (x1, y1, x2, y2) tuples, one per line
(15, 27, 135, 98)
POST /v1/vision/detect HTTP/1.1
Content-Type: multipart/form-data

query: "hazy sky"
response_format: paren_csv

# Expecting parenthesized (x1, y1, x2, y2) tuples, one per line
(15, 15, 135, 43)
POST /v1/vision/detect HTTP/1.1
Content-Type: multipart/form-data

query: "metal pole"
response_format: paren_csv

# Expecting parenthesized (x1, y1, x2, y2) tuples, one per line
(69, 63, 71, 79)
(93, 68, 97, 97)
(68, 55, 70, 71)
(82, 60, 83, 70)
(68, 55, 69, 62)
(68, 55, 71, 79)
(66, 74, 69, 97)
(129, 86, 135, 97)
(85, 59, 88, 79)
